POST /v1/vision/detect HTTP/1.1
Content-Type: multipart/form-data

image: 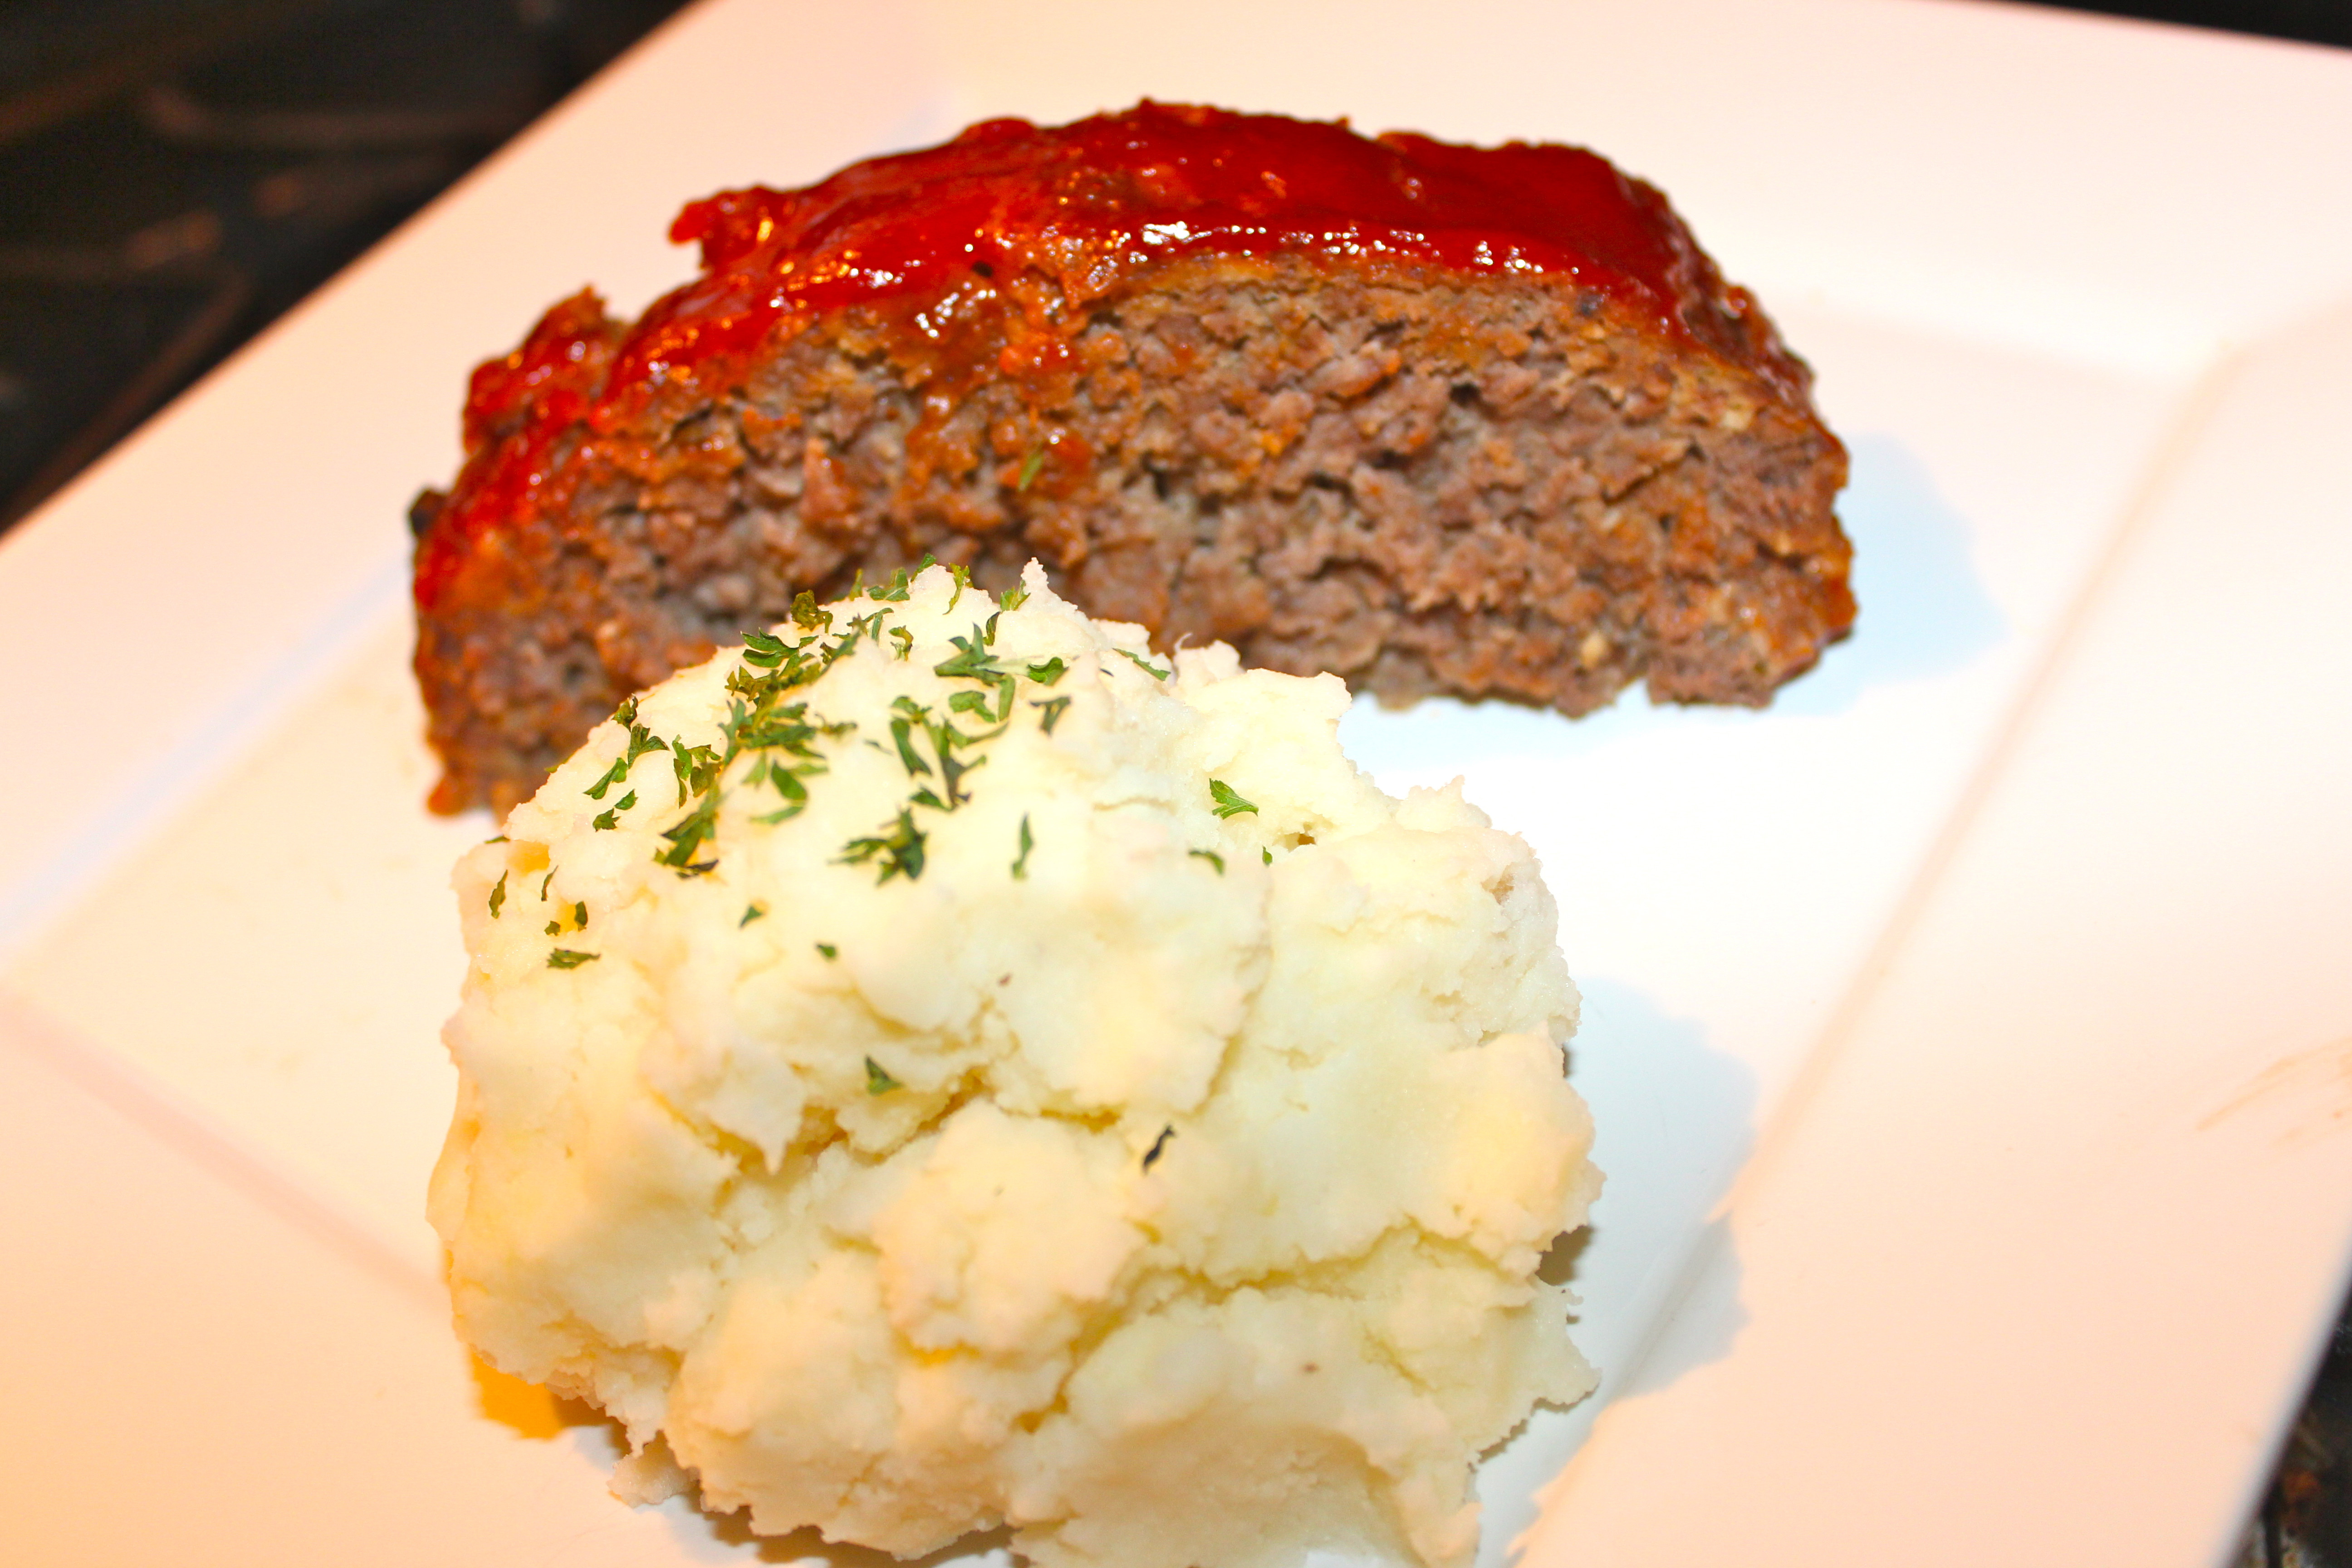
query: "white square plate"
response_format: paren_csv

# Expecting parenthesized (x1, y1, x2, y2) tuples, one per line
(4, 2, 2351, 1564)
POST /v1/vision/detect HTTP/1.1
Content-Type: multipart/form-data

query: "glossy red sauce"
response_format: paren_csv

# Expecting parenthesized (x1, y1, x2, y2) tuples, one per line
(422, 104, 1743, 610)
(627, 103, 1717, 392)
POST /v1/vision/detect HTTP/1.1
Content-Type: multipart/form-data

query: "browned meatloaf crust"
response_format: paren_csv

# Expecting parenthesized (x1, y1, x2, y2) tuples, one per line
(412, 105, 1852, 815)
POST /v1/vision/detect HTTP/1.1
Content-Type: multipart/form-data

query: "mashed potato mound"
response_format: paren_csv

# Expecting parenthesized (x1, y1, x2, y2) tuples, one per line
(429, 563, 1599, 1568)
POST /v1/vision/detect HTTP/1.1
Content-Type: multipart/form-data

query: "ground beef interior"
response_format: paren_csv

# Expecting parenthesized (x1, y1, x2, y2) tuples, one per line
(413, 254, 1850, 815)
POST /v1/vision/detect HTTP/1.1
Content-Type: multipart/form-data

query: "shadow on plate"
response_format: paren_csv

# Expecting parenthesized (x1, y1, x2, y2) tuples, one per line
(1469, 980, 1756, 1566)
(1773, 430, 2008, 717)
(1571, 978, 1755, 1392)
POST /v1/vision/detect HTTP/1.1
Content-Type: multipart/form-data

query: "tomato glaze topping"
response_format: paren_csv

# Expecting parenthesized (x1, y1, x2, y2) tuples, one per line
(423, 104, 1762, 610)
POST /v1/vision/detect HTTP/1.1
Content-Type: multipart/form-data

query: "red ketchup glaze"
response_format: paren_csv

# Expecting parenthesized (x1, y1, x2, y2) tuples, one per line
(416, 291, 616, 608)
(420, 103, 1751, 611)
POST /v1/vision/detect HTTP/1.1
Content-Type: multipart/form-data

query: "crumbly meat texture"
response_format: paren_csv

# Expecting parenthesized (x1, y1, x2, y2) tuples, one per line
(415, 255, 1850, 815)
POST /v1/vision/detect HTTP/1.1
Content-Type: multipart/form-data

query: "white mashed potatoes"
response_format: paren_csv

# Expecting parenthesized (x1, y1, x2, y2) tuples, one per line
(429, 563, 1599, 1568)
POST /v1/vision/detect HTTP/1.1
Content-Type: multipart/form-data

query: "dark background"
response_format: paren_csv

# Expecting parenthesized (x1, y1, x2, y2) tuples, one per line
(0, 0, 2347, 1561)
(0, 0, 2346, 531)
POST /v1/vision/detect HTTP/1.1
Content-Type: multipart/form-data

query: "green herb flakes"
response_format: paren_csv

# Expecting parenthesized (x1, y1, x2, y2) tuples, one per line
(656, 794, 721, 872)
(587, 720, 669, 800)
(1034, 695, 1072, 735)
(935, 627, 1008, 683)
(591, 789, 637, 831)
(1117, 647, 1171, 681)
(1209, 779, 1259, 818)
(817, 943, 838, 960)
(998, 583, 1029, 612)
(865, 1056, 902, 1094)
(1015, 449, 1044, 490)
(1190, 848, 1225, 874)
(1025, 657, 1067, 685)
(741, 902, 767, 926)
(866, 555, 935, 603)
(547, 949, 599, 970)
(488, 872, 507, 918)
(841, 809, 927, 884)
(1142, 1125, 1175, 1170)
(1263, 847, 1274, 865)
(1012, 813, 1034, 880)
(671, 741, 720, 806)
(890, 713, 934, 777)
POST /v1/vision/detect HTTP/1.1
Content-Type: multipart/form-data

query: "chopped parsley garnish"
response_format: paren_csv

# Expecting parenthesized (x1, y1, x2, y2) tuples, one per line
(539, 870, 555, 900)
(947, 686, 1010, 724)
(888, 696, 992, 812)
(632, 619, 865, 875)
(935, 626, 1017, 723)
(1209, 779, 1259, 818)
(865, 555, 936, 603)
(840, 809, 927, 884)
(946, 563, 971, 612)
(1015, 449, 1044, 490)
(817, 942, 838, 960)
(547, 949, 598, 970)
(671, 741, 721, 806)
(1034, 695, 1072, 735)
(1116, 647, 1171, 681)
(544, 919, 562, 936)
(1190, 848, 1225, 874)
(655, 793, 722, 871)
(864, 1056, 902, 1094)
(1263, 847, 1274, 865)
(573, 902, 588, 927)
(748, 769, 808, 826)
(586, 720, 668, 800)
(889, 710, 933, 777)
(741, 902, 767, 926)
(1012, 814, 1034, 880)
(1025, 657, 1067, 685)
(999, 583, 1029, 612)
(591, 789, 636, 830)
(1142, 1125, 1175, 1170)
(488, 872, 507, 918)
(890, 625, 914, 660)
(935, 628, 1002, 681)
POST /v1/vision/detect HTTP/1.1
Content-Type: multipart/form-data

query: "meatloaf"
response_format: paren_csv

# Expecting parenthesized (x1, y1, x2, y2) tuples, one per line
(412, 102, 1852, 815)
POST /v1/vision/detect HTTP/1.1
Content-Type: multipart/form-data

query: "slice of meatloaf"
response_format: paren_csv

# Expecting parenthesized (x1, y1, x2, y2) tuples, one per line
(413, 103, 1852, 815)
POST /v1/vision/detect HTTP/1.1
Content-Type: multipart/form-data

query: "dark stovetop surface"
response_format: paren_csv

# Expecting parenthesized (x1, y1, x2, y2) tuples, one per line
(0, 0, 690, 529)
(2, 3, 2348, 1563)
(2, 0, 2348, 534)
